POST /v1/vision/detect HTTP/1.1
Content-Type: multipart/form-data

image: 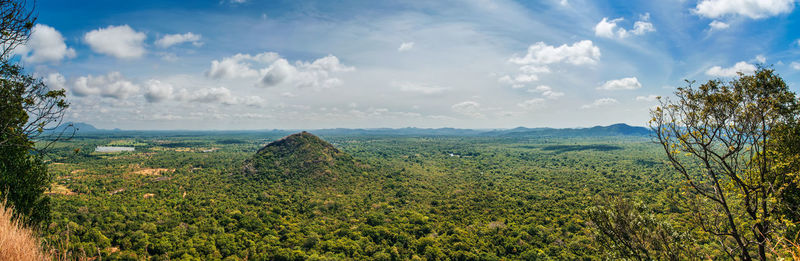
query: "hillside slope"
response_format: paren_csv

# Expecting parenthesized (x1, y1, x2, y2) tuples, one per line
(243, 131, 360, 182)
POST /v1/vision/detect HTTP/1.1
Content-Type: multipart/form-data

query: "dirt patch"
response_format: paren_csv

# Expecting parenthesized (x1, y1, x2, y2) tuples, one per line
(132, 168, 173, 176)
(70, 169, 86, 175)
(46, 184, 76, 196)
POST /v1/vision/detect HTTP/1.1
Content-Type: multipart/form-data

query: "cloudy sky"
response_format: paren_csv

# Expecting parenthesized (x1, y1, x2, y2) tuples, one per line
(17, 0, 800, 130)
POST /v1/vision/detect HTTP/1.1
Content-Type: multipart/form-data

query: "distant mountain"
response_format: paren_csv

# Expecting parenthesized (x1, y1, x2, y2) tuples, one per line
(312, 127, 484, 136)
(55, 123, 650, 137)
(487, 123, 651, 137)
(46, 122, 101, 134)
(243, 131, 361, 182)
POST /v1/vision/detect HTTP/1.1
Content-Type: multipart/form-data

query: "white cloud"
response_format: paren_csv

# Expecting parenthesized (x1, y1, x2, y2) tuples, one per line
(598, 77, 642, 90)
(239, 96, 266, 107)
(754, 55, 767, 63)
(84, 25, 147, 59)
(581, 98, 618, 109)
(528, 85, 564, 99)
(595, 17, 623, 38)
(709, 20, 731, 30)
(518, 98, 546, 110)
(498, 74, 538, 88)
(167, 85, 264, 106)
(791, 61, 800, 70)
(72, 72, 140, 99)
(501, 40, 599, 88)
(594, 13, 655, 39)
(259, 54, 354, 89)
(207, 52, 280, 79)
(635, 95, 660, 102)
(44, 73, 68, 90)
(631, 14, 656, 35)
(395, 82, 450, 94)
(144, 80, 174, 103)
(155, 32, 202, 48)
(259, 58, 295, 86)
(398, 42, 415, 52)
(207, 52, 354, 89)
(452, 101, 483, 118)
(705, 61, 757, 77)
(15, 24, 75, 63)
(695, 0, 796, 19)
(510, 40, 601, 66)
(187, 87, 238, 105)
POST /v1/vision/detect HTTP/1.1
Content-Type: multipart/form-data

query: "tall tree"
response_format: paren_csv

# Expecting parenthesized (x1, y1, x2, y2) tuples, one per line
(0, 0, 70, 226)
(651, 67, 799, 260)
(588, 197, 696, 260)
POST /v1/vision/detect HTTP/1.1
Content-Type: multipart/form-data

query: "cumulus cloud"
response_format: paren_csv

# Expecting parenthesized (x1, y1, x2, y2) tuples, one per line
(635, 95, 660, 102)
(510, 40, 601, 66)
(581, 98, 618, 109)
(395, 82, 450, 95)
(265, 55, 354, 89)
(207, 52, 280, 79)
(594, 13, 655, 39)
(72, 72, 140, 99)
(207, 52, 354, 89)
(518, 98, 546, 110)
(44, 73, 68, 90)
(186, 87, 238, 105)
(452, 101, 483, 118)
(709, 20, 731, 30)
(695, 0, 796, 19)
(167, 85, 264, 106)
(259, 59, 295, 86)
(15, 24, 76, 63)
(84, 25, 146, 59)
(155, 32, 202, 48)
(598, 77, 642, 90)
(528, 85, 564, 99)
(755, 55, 767, 63)
(500, 40, 600, 88)
(705, 61, 757, 77)
(791, 61, 800, 70)
(398, 42, 414, 52)
(144, 80, 174, 103)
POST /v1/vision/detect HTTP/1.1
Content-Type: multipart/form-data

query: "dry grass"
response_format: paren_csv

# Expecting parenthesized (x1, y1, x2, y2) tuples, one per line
(45, 184, 77, 196)
(131, 167, 173, 176)
(0, 201, 49, 261)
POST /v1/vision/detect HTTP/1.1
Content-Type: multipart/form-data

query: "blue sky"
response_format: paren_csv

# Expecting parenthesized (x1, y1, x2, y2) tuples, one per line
(17, 0, 800, 130)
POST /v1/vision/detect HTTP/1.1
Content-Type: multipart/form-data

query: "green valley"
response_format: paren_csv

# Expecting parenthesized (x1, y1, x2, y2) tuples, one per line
(40, 127, 693, 260)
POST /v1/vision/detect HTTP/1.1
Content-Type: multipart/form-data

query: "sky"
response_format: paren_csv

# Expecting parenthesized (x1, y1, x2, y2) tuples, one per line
(15, 0, 800, 130)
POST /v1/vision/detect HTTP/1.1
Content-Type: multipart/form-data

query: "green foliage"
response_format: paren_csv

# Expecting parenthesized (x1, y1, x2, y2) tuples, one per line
(0, 61, 69, 226)
(651, 67, 800, 260)
(588, 198, 696, 260)
(244, 131, 360, 183)
(40, 132, 692, 260)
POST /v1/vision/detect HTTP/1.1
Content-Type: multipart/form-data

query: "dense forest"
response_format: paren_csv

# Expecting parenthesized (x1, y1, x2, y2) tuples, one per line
(37, 128, 693, 260)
